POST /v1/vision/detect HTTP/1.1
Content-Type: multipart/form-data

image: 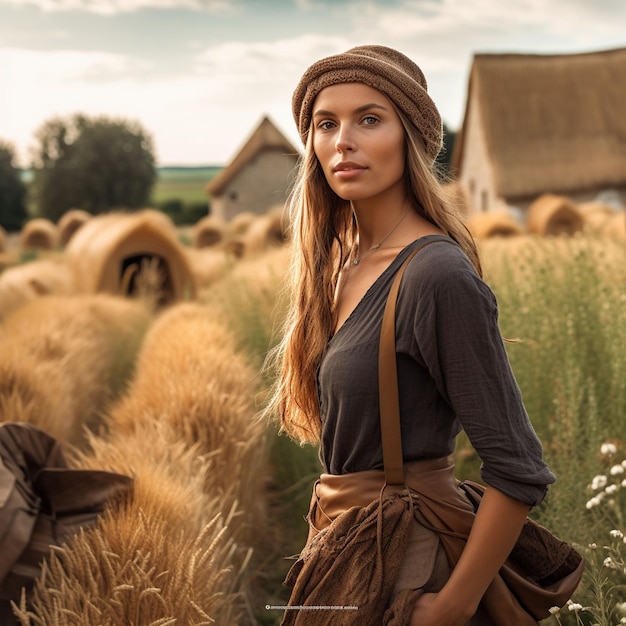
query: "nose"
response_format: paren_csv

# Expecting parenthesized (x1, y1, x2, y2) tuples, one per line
(335, 123, 354, 153)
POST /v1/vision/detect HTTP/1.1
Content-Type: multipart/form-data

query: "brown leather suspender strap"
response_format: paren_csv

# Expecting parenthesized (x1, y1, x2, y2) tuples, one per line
(378, 238, 454, 486)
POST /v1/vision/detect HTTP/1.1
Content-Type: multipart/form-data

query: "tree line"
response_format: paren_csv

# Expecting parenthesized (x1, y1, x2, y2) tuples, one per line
(0, 114, 457, 232)
(0, 114, 156, 231)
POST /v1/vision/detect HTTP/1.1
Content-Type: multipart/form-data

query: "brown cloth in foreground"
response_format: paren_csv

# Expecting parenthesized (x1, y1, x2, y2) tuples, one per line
(0, 422, 133, 624)
(282, 457, 583, 626)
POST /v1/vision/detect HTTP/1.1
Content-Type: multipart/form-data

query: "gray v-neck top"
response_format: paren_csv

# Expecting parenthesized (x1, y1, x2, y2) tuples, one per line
(317, 235, 555, 506)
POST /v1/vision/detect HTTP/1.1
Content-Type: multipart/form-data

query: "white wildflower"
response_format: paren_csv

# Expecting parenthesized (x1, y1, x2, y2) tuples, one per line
(586, 494, 605, 509)
(601, 443, 617, 455)
(589, 542, 597, 549)
(591, 475, 608, 490)
(604, 556, 616, 569)
(622, 478, 626, 488)
(606, 484, 619, 495)
(548, 606, 561, 615)
(617, 601, 626, 614)
(567, 602, 583, 612)
(610, 529, 624, 539)
(610, 464, 625, 475)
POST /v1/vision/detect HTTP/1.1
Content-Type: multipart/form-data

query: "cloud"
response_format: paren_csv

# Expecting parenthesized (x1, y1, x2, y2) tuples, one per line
(0, 0, 232, 15)
(0, 37, 344, 165)
(0, 48, 157, 162)
(1, 0, 624, 165)
(192, 34, 350, 101)
(348, 0, 626, 49)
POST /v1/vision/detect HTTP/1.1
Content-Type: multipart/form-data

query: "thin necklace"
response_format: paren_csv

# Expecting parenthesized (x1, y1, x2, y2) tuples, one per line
(352, 208, 411, 266)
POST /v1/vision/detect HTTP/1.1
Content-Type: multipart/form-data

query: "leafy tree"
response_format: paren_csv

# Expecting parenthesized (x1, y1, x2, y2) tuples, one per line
(0, 141, 28, 232)
(31, 114, 157, 222)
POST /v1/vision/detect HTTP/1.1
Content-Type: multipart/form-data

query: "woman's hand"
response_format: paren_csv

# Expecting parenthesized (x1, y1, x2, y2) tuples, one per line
(409, 592, 470, 626)
(409, 487, 531, 625)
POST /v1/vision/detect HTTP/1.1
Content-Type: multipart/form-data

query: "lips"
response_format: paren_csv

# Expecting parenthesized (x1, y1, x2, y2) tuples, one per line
(333, 161, 366, 172)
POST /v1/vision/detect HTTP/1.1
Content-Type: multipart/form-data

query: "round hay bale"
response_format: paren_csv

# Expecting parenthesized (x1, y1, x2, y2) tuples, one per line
(223, 238, 245, 259)
(527, 194, 584, 237)
(65, 209, 196, 306)
(577, 201, 616, 235)
(192, 215, 227, 248)
(242, 209, 288, 258)
(229, 211, 257, 236)
(466, 211, 524, 239)
(19, 218, 59, 251)
(185, 247, 232, 290)
(0, 258, 77, 320)
(57, 209, 92, 246)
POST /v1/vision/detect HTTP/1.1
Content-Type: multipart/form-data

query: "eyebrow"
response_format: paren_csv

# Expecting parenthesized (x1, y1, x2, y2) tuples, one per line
(312, 102, 389, 118)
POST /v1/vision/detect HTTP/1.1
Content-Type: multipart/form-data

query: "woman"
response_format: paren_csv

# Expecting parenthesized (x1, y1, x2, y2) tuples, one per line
(267, 45, 556, 625)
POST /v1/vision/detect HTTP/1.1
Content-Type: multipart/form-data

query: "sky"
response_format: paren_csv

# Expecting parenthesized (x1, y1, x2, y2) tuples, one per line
(1, 0, 625, 167)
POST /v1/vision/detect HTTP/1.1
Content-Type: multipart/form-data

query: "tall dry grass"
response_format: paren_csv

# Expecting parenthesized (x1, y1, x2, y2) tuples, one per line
(106, 302, 266, 533)
(0, 294, 152, 445)
(12, 302, 268, 624)
(13, 422, 247, 625)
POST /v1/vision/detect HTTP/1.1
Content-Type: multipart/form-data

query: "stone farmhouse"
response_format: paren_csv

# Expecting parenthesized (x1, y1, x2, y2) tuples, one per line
(451, 47, 626, 216)
(205, 116, 300, 221)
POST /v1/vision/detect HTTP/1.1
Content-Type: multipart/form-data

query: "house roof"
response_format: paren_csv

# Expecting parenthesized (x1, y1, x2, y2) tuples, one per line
(452, 47, 626, 200)
(205, 115, 300, 196)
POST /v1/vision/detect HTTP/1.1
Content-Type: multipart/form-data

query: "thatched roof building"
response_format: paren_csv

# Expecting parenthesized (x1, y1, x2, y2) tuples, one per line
(206, 116, 299, 221)
(452, 47, 626, 216)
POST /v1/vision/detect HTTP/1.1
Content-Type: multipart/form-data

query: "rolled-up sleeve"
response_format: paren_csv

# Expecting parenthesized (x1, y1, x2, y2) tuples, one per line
(412, 258, 555, 506)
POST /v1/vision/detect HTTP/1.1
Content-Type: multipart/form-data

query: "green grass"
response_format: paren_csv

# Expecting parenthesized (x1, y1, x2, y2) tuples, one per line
(479, 235, 626, 625)
(150, 166, 221, 206)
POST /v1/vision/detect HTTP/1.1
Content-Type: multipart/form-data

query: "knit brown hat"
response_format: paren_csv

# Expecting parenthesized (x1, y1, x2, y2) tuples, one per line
(292, 45, 442, 162)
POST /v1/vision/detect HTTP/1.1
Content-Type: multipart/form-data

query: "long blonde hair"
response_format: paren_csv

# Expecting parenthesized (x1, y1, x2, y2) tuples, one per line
(264, 111, 481, 444)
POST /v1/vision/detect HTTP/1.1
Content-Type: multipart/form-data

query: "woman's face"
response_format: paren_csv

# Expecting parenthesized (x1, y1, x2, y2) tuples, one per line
(311, 82, 406, 204)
